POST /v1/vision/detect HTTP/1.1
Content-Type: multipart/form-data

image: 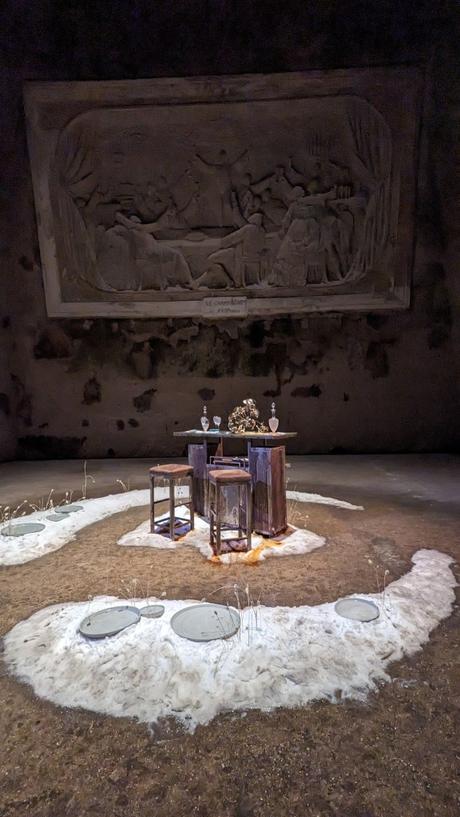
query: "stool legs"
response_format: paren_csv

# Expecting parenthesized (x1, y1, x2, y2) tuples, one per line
(150, 472, 195, 539)
(246, 481, 252, 551)
(169, 478, 175, 541)
(216, 483, 222, 555)
(237, 484, 242, 540)
(189, 474, 195, 533)
(150, 473, 155, 533)
(209, 479, 252, 556)
(209, 481, 219, 557)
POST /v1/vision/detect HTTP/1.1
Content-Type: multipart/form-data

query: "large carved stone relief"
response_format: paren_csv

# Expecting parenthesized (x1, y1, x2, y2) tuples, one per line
(24, 69, 421, 317)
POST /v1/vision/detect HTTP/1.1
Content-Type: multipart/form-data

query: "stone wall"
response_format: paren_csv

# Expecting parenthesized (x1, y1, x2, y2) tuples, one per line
(0, 316, 13, 460)
(1, 0, 459, 459)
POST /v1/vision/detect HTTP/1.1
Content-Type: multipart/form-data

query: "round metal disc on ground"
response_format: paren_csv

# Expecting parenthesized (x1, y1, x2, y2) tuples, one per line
(335, 598, 380, 622)
(79, 606, 140, 639)
(55, 504, 84, 514)
(170, 604, 240, 642)
(46, 513, 68, 522)
(140, 604, 165, 619)
(0, 522, 46, 537)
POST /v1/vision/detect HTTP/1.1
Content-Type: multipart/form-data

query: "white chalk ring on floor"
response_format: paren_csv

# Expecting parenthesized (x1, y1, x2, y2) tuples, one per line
(170, 603, 240, 642)
(79, 606, 140, 639)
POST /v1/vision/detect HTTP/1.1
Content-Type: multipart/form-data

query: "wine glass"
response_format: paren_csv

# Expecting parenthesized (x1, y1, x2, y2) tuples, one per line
(213, 415, 222, 431)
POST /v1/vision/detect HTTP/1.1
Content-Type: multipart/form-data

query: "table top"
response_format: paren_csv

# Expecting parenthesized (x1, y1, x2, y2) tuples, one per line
(173, 430, 297, 441)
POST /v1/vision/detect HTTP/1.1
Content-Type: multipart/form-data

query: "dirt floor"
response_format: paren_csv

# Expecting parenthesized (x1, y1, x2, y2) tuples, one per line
(0, 489, 459, 817)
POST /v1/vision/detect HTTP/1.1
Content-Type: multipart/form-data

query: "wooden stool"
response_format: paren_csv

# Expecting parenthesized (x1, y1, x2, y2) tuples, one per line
(208, 469, 252, 556)
(149, 464, 194, 541)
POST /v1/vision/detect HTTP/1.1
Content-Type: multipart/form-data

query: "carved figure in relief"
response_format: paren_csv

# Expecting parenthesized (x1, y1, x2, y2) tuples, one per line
(230, 172, 258, 226)
(252, 165, 296, 205)
(285, 157, 305, 187)
(206, 213, 269, 287)
(131, 194, 192, 232)
(273, 185, 353, 286)
(273, 206, 325, 286)
(304, 158, 340, 195)
(133, 167, 196, 224)
(191, 148, 249, 226)
(95, 213, 195, 291)
(151, 201, 189, 231)
(258, 188, 286, 230)
(329, 190, 368, 253)
(95, 224, 138, 291)
(231, 169, 293, 230)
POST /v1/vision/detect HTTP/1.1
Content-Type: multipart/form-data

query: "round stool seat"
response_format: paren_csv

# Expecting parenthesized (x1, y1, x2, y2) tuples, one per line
(208, 468, 251, 484)
(149, 463, 193, 477)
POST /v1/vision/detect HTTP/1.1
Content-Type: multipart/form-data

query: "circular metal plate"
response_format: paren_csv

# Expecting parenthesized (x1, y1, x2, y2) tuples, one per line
(170, 603, 240, 642)
(335, 598, 380, 622)
(0, 522, 46, 537)
(55, 504, 84, 514)
(79, 606, 140, 639)
(140, 604, 165, 619)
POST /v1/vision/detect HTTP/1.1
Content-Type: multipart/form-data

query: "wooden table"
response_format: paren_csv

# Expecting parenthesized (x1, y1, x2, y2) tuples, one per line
(173, 430, 297, 536)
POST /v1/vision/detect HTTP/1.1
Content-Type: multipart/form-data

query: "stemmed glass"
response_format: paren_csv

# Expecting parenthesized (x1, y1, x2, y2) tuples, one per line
(213, 415, 222, 432)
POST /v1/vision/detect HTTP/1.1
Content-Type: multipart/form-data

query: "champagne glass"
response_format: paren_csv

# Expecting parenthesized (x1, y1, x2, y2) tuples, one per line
(213, 415, 222, 431)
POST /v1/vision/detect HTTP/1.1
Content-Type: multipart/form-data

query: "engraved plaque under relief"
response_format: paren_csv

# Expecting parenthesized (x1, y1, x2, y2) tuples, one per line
(202, 297, 248, 319)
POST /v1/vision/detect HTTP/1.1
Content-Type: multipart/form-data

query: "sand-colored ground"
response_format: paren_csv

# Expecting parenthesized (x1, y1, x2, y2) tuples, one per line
(0, 490, 459, 817)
